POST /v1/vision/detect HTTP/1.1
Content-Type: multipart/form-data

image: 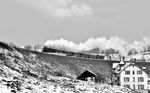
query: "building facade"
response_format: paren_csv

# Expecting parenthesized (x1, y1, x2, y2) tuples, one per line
(120, 64, 149, 90)
(113, 59, 150, 91)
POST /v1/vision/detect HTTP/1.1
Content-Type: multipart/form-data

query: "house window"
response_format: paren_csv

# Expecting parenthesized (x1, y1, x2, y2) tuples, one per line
(138, 77, 144, 82)
(133, 77, 135, 82)
(133, 71, 135, 75)
(124, 77, 130, 82)
(138, 85, 144, 89)
(125, 70, 130, 75)
(133, 85, 135, 89)
(148, 80, 150, 85)
(124, 85, 130, 88)
(137, 70, 142, 74)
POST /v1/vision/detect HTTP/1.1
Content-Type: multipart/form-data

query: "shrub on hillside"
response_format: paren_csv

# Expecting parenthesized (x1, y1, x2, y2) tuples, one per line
(95, 74, 106, 83)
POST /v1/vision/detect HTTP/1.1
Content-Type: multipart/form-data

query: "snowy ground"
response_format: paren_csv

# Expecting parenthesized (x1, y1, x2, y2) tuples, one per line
(0, 62, 136, 93)
(0, 45, 137, 93)
(126, 52, 150, 62)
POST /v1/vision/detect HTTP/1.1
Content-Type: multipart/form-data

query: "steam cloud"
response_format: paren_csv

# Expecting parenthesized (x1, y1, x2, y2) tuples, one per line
(44, 37, 150, 56)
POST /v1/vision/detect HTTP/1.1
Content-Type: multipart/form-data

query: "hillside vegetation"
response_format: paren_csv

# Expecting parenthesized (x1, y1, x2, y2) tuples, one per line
(0, 42, 136, 93)
(14, 47, 113, 82)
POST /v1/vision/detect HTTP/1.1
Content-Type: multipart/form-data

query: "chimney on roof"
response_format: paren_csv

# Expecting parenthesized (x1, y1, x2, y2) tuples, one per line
(123, 56, 125, 61)
(119, 57, 125, 66)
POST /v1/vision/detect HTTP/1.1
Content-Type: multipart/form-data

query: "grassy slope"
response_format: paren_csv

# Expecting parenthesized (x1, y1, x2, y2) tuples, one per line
(14, 47, 113, 82)
(0, 42, 137, 93)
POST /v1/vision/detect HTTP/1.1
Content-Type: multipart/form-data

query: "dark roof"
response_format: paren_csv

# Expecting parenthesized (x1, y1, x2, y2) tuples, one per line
(118, 61, 150, 77)
(77, 70, 96, 79)
(134, 62, 150, 77)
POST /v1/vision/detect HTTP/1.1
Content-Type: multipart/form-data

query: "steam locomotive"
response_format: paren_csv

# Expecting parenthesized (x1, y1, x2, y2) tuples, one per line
(42, 47, 105, 60)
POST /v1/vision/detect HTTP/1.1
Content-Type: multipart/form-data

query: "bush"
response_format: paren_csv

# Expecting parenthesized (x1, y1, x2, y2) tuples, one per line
(95, 74, 106, 83)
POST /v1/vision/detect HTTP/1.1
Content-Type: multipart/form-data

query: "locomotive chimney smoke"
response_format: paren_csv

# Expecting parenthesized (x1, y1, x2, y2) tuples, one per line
(45, 37, 150, 56)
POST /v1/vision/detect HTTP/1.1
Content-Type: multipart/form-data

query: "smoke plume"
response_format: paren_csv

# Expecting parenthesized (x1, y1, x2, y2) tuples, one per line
(44, 37, 150, 56)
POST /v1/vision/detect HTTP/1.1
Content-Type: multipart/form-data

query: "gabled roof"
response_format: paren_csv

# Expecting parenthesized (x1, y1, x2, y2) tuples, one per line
(77, 70, 97, 79)
(117, 61, 150, 78)
(134, 62, 150, 77)
(114, 61, 134, 74)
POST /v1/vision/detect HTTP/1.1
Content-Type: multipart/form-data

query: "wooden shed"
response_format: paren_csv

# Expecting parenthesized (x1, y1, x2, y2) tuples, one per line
(77, 70, 96, 82)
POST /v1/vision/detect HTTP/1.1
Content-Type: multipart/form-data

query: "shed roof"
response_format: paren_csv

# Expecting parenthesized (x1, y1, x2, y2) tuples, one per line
(77, 70, 96, 79)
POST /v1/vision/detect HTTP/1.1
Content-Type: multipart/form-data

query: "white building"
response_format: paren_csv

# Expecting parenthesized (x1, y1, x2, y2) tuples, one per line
(120, 63, 149, 89)
(114, 60, 150, 91)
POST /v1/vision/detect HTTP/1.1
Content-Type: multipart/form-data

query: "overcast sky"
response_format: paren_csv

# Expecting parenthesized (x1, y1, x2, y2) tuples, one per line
(0, 0, 150, 46)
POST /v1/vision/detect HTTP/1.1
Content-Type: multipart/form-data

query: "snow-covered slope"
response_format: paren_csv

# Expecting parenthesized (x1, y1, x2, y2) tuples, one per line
(126, 52, 150, 62)
(0, 42, 137, 93)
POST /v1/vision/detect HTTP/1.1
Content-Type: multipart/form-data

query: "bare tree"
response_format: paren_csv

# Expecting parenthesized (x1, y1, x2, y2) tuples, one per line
(34, 45, 42, 51)
(128, 49, 138, 55)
